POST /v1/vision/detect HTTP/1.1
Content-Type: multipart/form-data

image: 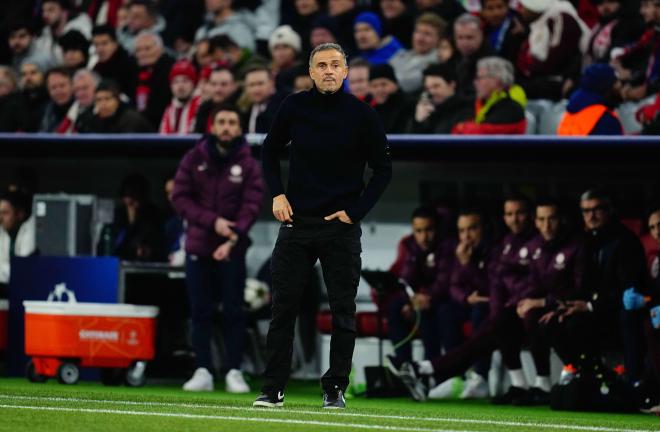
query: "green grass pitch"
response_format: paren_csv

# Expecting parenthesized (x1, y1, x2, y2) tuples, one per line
(0, 377, 658, 432)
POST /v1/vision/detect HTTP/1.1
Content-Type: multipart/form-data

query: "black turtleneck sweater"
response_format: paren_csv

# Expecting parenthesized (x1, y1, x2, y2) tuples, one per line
(261, 85, 392, 222)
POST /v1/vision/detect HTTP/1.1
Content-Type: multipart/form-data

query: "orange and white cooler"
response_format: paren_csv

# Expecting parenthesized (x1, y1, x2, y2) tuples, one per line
(0, 299, 8, 352)
(23, 300, 158, 385)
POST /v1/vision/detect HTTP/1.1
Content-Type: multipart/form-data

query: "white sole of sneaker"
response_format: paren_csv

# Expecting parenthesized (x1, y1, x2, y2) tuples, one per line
(252, 401, 284, 408)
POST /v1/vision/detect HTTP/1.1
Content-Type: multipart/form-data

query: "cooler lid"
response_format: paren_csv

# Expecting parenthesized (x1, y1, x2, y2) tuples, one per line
(22, 301, 158, 318)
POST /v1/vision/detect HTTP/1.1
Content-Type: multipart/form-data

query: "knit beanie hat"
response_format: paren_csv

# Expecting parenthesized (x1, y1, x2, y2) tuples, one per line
(580, 63, 616, 94)
(169, 60, 198, 85)
(354, 12, 383, 37)
(269, 25, 302, 53)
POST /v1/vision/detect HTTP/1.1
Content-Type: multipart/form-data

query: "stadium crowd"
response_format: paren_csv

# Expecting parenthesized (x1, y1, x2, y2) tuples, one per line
(0, 0, 659, 135)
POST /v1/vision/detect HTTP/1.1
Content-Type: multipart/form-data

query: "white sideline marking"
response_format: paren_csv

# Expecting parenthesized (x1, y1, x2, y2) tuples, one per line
(0, 404, 475, 432)
(0, 395, 653, 432)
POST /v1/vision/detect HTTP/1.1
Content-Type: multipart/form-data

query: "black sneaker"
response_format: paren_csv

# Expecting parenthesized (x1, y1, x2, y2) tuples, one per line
(528, 387, 550, 405)
(491, 386, 531, 405)
(253, 389, 284, 408)
(323, 386, 346, 409)
(386, 354, 404, 376)
(398, 362, 429, 402)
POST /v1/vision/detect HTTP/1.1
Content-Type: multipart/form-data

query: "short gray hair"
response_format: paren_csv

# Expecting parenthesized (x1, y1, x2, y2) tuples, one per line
(309, 43, 348, 67)
(477, 56, 514, 87)
(73, 69, 101, 86)
(454, 13, 482, 30)
(135, 31, 163, 50)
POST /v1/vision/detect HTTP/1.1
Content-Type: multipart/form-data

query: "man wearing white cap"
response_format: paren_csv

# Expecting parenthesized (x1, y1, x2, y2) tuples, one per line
(269, 25, 303, 93)
(516, 0, 590, 100)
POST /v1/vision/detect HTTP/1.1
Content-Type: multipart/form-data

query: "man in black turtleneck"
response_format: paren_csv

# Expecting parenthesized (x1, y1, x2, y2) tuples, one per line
(575, 189, 648, 383)
(255, 42, 392, 410)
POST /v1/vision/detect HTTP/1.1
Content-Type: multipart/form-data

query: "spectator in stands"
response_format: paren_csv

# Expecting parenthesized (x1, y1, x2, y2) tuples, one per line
(353, 12, 403, 65)
(379, 0, 415, 49)
(390, 13, 445, 94)
(134, 32, 175, 129)
(164, 178, 185, 266)
(160, 60, 202, 135)
(0, 191, 36, 296)
(36, 0, 92, 63)
(291, 64, 314, 92)
(83, 0, 125, 27)
(557, 63, 623, 135)
(7, 21, 56, 74)
(283, 0, 324, 54)
(415, 0, 466, 23)
(369, 63, 411, 133)
(584, 0, 645, 67)
(517, 199, 583, 403)
(347, 58, 373, 105)
(117, 0, 166, 54)
(172, 105, 264, 393)
(268, 25, 303, 93)
(208, 34, 266, 80)
(102, 173, 166, 261)
(19, 62, 50, 132)
(640, 0, 656, 24)
(69, 69, 100, 133)
(327, 0, 361, 55)
(453, 13, 492, 97)
(636, 91, 660, 134)
(516, 0, 590, 100)
(78, 80, 153, 133)
(59, 30, 90, 70)
(452, 57, 527, 134)
(405, 63, 473, 134)
(195, 0, 255, 51)
(40, 67, 75, 133)
(310, 15, 340, 49)
(0, 66, 29, 132)
(194, 39, 213, 71)
(194, 67, 240, 133)
(386, 206, 460, 368)
(611, 0, 660, 101)
(241, 65, 286, 134)
(437, 33, 459, 70)
(480, 0, 527, 63)
(92, 25, 139, 100)
(571, 189, 648, 383)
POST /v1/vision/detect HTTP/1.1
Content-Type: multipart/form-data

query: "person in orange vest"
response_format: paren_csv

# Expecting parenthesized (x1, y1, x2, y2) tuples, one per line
(557, 64, 623, 135)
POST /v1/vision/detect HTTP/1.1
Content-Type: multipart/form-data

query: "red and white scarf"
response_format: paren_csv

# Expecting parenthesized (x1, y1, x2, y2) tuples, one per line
(159, 95, 201, 135)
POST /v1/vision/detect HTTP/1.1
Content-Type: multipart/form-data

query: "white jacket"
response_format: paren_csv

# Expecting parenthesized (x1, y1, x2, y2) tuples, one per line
(0, 216, 36, 284)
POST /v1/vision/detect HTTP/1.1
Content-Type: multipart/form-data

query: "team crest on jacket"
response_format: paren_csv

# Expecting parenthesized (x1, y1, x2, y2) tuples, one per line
(229, 164, 243, 183)
(426, 253, 436, 268)
(554, 253, 566, 270)
(532, 248, 542, 260)
(652, 256, 659, 279)
(503, 244, 511, 255)
(519, 247, 529, 264)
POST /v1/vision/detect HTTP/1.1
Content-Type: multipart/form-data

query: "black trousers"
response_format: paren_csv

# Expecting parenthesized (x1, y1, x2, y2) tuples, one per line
(262, 216, 362, 392)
